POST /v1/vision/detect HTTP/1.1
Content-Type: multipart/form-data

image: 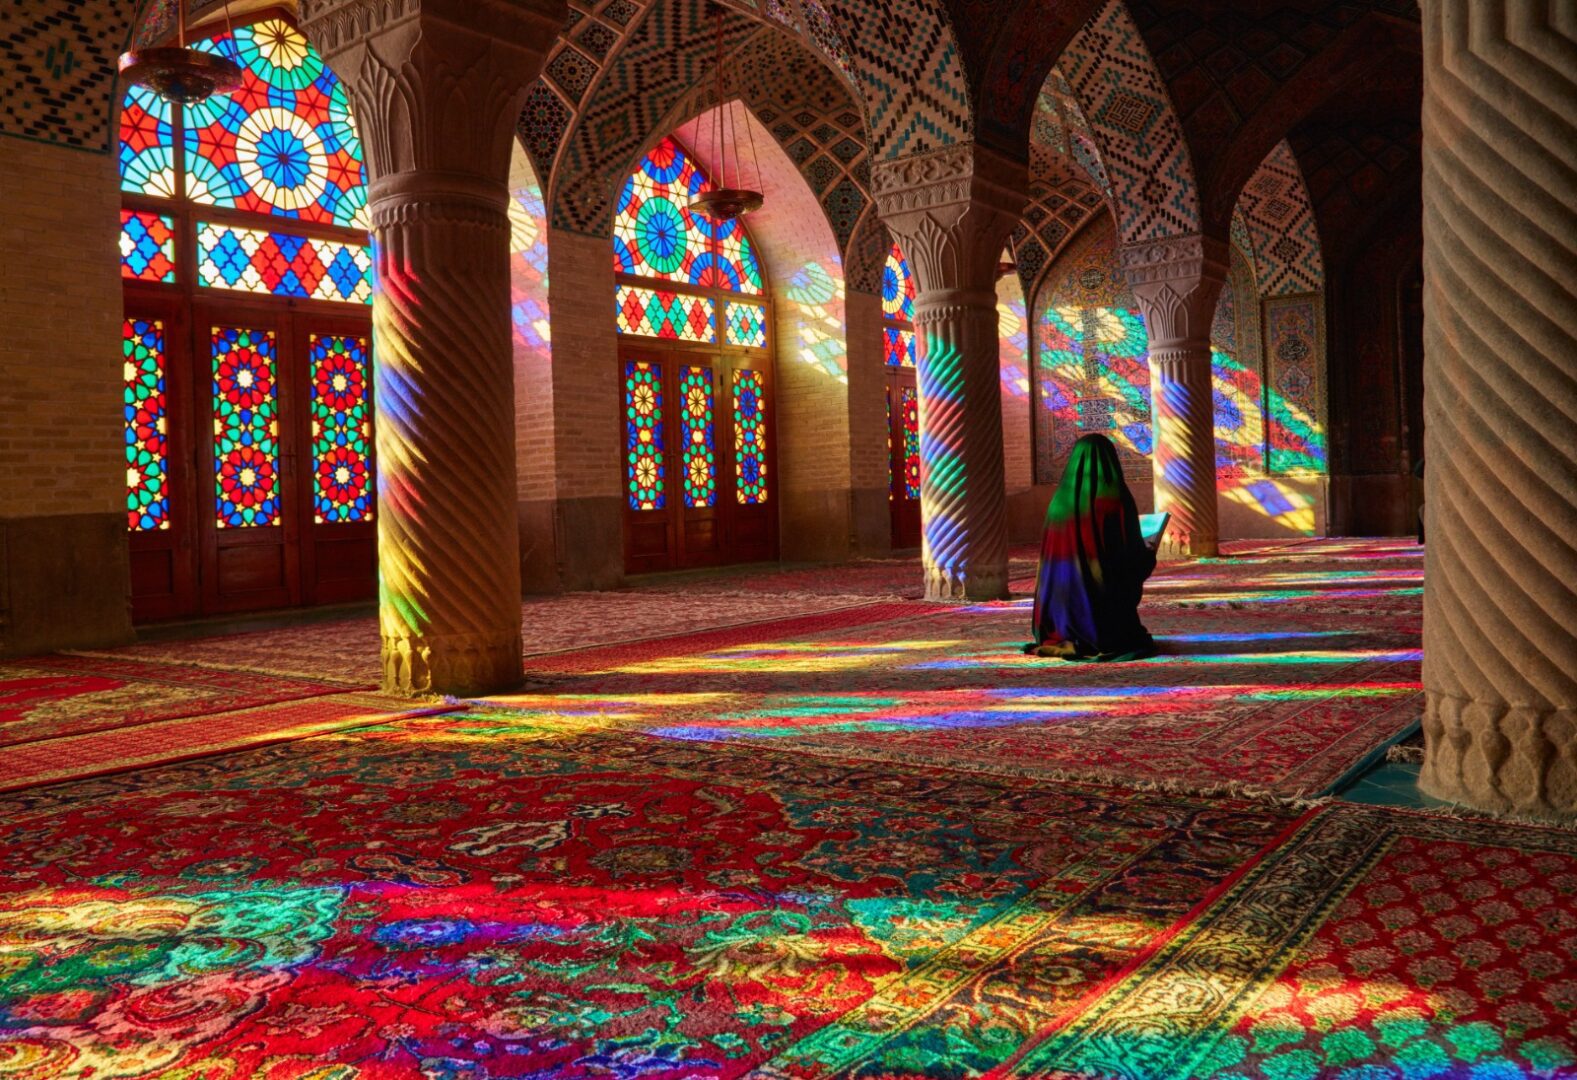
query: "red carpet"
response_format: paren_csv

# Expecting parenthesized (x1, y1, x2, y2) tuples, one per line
(0, 655, 351, 747)
(0, 691, 432, 792)
(501, 540, 1424, 799)
(1, 713, 1570, 1077)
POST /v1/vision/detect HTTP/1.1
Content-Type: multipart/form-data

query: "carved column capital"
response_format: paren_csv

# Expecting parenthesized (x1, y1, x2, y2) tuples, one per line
(873, 143, 1027, 298)
(871, 143, 1024, 601)
(1118, 233, 1229, 347)
(299, 0, 565, 184)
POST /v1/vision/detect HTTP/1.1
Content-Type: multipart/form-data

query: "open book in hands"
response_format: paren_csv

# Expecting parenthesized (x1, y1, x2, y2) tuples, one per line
(1139, 512, 1171, 551)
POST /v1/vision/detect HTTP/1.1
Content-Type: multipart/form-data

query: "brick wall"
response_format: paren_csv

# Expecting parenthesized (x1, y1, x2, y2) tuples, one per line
(510, 144, 555, 506)
(0, 141, 123, 518)
(844, 290, 891, 553)
(0, 136, 132, 653)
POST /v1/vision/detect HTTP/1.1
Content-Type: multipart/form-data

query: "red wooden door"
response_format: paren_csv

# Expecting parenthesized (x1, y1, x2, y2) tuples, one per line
(125, 296, 199, 622)
(620, 344, 778, 574)
(887, 371, 922, 549)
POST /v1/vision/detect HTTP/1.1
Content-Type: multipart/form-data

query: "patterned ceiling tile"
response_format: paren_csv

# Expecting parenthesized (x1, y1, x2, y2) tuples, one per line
(820, 0, 969, 158)
(1, 0, 132, 151)
(575, 19, 620, 60)
(601, 0, 640, 25)
(1235, 139, 1324, 296)
(518, 81, 575, 182)
(550, 0, 762, 233)
(821, 174, 867, 249)
(547, 45, 600, 101)
(1059, 0, 1200, 243)
(830, 136, 864, 162)
(806, 153, 841, 193)
(844, 206, 889, 294)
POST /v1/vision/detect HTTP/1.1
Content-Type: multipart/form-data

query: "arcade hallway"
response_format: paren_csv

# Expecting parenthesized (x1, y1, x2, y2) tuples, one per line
(4, 539, 1574, 1077)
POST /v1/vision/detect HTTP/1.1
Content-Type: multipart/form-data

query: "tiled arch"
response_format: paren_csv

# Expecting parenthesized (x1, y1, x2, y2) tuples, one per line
(1056, 0, 1201, 244)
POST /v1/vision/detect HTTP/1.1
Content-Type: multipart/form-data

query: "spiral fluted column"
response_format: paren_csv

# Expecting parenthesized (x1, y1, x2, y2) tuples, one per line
(300, 0, 564, 695)
(874, 145, 1025, 600)
(1417, 1, 1577, 818)
(1121, 236, 1229, 559)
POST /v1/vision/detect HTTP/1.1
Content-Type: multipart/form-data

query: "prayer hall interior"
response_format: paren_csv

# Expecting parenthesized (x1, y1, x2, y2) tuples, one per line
(2, 0, 1574, 1075)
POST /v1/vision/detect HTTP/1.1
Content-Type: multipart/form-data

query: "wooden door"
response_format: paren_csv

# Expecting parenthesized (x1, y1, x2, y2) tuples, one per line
(195, 303, 300, 614)
(721, 355, 776, 564)
(295, 318, 376, 605)
(125, 297, 199, 621)
(620, 344, 778, 574)
(887, 370, 922, 549)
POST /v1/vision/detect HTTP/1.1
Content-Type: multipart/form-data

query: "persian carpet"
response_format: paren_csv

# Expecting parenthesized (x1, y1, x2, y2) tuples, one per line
(0, 655, 351, 748)
(521, 601, 928, 675)
(500, 542, 1424, 799)
(65, 589, 888, 686)
(0, 712, 1302, 1078)
(4, 711, 1569, 1078)
(0, 691, 430, 792)
(993, 804, 1577, 1079)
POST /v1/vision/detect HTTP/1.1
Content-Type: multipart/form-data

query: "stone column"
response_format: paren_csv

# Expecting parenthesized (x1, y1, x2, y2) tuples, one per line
(301, 0, 565, 695)
(1416, 2, 1576, 818)
(873, 145, 1026, 600)
(1120, 235, 1229, 558)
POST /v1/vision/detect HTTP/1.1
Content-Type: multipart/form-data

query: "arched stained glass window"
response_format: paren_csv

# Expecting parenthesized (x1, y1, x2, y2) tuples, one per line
(185, 21, 367, 227)
(117, 15, 376, 620)
(882, 242, 916, 368)
(613, 134, 775, 572)
(614, 136, 763, 296)
(882, 241, 921, 543)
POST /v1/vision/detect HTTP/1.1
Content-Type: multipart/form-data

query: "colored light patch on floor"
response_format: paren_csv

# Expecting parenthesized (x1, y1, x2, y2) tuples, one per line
(605, 639, 961, 675)
(505, 543, 1424, 798)
(1004, 807, 1577, 1080)
(0, 713, 1301, 1079)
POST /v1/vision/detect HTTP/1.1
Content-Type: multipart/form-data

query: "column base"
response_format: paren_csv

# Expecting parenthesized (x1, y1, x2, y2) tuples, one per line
(1156, 534, 1219, 560)
(1419, 692, 1577, 819)
(381, 629, 524, 698)
(924, 563, 1009, 602)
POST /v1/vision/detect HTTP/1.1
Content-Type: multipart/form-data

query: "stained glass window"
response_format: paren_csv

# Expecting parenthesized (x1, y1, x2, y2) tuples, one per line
(185, 20, 367, 227)
(120, 210, 176, 282)
(886, 385, 894, 502)
(119, 85, 176, 197)
(901, 386, 921, 500)
(125, 319, 169, 532)
(310, 334, 373, 523)
(883, 243, 916, 323)
(625, 361, 665, 510)
(883, 326, 915, 368)
(613, 136, 763, 296)
(733, 369, 768, 505)
(196, 222, 373, 303)
(212, 326, 280, 528)
(724, 302, 767, 348)
(615, 284, 715, 343)
(680, 367, 716, 508)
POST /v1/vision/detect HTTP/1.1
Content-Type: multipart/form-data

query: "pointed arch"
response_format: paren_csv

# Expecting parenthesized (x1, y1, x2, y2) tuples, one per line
(1056, 0, 1202, 243)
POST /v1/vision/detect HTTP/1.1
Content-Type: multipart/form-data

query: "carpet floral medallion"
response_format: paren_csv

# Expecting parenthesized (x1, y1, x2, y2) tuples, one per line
(0, 712, 1297, 1078)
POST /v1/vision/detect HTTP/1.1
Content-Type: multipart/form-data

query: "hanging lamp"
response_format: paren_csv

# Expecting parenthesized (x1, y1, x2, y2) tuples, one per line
(996, 232, 1020, 282)
(689, 4, 764, 223)
(119, 0, 243, 105)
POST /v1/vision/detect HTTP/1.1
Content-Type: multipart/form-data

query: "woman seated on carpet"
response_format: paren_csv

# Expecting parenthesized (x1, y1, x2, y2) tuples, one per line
(1027, 432, 1158, 661)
